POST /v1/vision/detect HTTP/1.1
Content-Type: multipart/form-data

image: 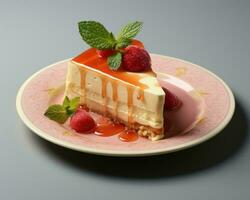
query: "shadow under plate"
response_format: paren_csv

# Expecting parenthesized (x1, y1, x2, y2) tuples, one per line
(24, 99, 248, 180)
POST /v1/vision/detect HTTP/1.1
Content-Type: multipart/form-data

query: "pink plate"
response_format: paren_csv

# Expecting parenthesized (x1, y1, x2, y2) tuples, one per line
(16, 54, 235, 156)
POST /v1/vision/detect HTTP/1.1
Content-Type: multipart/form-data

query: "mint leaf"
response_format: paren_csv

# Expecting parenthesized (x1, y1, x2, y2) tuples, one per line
(63, 96, 70, 108)
(117, 21, 143, 40)
(44, 105, 69, 124)
(107, 52, 122, 70)
(110, 32, 116, 42)
(67, 96, 80, 114)
(44, 96, 81, 123)
(78, 21, 116, 50)
(116, 37, 132, 49)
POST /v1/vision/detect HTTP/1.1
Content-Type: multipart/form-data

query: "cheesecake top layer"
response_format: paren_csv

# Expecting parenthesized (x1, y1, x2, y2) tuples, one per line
(72, 40, 154, 90)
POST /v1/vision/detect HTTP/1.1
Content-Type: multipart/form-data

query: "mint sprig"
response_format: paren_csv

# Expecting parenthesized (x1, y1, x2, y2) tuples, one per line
(63, 96, 70, 108)
(78, 20, 143, 70)
(78, 21, 116, 50)
(44, 105, 69, 124)
(117, 21, 143, 40)
(44, 96, 80, 124)
(116, 37, 132, 49)
(67, 96, 80, 115)
(108, 52, 122, 70)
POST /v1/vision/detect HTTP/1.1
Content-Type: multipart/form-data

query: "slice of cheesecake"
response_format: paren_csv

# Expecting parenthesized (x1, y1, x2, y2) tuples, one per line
(65, 45, 165, 141)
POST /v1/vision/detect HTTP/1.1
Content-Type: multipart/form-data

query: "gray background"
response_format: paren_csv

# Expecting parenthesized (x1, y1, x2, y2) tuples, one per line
(1, 0, 250, 199)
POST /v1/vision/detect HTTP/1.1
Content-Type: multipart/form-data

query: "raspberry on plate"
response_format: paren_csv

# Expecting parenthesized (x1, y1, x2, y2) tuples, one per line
(70, 108, 96, 133)
(163, 88, 182, 111)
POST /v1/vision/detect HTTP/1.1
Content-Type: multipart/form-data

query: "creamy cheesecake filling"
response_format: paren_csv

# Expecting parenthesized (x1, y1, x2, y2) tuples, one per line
(64, 43, 166, 140)
(65, 61, 165, 130)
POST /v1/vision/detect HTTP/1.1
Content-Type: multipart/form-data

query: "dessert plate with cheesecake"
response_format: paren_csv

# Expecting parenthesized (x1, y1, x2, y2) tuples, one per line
(16, 21, 235, 156)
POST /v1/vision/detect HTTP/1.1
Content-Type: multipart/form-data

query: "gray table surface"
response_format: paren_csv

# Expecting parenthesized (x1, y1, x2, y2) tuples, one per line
(1, 0, 250, 199)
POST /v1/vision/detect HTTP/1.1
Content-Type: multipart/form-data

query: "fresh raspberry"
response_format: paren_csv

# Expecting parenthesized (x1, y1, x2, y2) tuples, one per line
(70, 108, 96, 133)
(122, 45, 151, 72)
(163, 88, 182, 111)
(97, 49, 115, 58)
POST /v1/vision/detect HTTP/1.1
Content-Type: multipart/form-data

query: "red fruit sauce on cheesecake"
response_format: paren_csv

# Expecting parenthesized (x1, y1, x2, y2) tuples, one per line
(72, 40, 153, 126)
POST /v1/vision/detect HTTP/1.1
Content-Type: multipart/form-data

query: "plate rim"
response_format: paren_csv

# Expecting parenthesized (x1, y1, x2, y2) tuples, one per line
(16, 54, 235, 157)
